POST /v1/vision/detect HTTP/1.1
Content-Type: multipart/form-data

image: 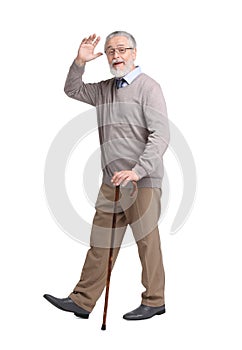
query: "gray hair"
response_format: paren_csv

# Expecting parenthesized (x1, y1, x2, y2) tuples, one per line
(105, 31, 137, 49)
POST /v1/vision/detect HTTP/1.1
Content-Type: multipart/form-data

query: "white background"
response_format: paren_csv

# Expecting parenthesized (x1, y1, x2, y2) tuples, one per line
(1, 0, 242, 349)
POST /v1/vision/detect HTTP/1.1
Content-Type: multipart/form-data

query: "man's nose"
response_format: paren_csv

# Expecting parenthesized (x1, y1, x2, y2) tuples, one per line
(113, 50, 120, 58)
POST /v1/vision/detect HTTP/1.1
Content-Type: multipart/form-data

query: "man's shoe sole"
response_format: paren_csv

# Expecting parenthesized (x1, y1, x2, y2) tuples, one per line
(74, 313, 89, 319)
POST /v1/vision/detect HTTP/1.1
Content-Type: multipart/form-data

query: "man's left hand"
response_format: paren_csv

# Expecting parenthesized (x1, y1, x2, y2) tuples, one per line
(111, 170, 139, 187)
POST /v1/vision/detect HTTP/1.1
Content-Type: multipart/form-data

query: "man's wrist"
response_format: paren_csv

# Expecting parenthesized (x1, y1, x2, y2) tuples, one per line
(132, 169, 140, 181)
(132, 165, 147, 180)
(75, 58, 86, 67)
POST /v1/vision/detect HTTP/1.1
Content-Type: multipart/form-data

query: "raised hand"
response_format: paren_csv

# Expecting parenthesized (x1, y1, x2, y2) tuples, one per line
(75, 34, 103, 66)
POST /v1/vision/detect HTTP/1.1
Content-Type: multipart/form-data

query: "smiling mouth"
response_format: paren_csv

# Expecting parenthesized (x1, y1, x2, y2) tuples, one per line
(113, 62, 124, 67)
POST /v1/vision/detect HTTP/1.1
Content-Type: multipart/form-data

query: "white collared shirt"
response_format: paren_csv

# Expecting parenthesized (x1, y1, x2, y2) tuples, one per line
(116, 66, 142, 87)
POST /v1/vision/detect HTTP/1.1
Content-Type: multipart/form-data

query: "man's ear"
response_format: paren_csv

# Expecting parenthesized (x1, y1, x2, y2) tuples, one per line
(132, 48, 137, 60)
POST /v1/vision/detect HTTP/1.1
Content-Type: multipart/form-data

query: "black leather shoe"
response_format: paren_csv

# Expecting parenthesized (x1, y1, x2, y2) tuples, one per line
(43, 294, 90, 319)
(123, 304, 166, 320)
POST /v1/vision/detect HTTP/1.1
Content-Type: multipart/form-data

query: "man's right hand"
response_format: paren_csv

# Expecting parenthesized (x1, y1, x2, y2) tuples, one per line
(75, 34, 103, 66)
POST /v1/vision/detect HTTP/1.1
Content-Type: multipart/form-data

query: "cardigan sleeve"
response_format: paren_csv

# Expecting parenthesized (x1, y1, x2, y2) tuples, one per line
(132, 83, 170, 179)
(64, 61, 100, 106)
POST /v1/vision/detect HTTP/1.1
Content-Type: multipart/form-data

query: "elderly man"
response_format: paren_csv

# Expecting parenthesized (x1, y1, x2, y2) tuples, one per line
(44, 31, 169, 321)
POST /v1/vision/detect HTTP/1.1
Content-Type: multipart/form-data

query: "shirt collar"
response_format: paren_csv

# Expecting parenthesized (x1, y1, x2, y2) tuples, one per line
(116, 66, 142, 85)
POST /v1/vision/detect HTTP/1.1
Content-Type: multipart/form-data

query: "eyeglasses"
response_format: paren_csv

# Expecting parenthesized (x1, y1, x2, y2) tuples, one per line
(105, 47, 134, 56)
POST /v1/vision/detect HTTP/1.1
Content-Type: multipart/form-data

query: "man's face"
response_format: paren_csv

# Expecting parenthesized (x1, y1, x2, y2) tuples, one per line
(105, 36, 137, 78)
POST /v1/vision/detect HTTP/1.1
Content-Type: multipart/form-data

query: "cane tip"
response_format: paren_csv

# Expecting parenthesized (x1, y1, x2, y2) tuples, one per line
(101, 324, 106, 331)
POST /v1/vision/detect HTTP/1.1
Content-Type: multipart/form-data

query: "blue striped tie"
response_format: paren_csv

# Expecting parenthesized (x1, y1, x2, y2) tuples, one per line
(116, 78, 125, 89)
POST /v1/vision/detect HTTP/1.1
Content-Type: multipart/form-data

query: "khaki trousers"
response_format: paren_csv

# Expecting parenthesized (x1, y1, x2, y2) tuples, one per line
(69, 183, 165, 312)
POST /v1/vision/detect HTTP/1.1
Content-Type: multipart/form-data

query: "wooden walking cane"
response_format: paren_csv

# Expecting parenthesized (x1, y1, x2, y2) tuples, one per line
(101, 181, 137, 331)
